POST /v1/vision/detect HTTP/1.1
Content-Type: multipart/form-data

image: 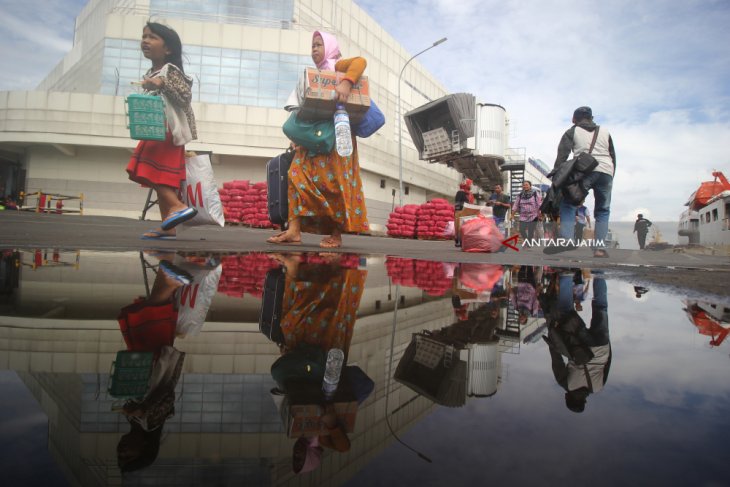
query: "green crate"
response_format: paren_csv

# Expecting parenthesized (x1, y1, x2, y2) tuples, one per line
(108, 350, 154, 398)
(126, 94, 166, 141)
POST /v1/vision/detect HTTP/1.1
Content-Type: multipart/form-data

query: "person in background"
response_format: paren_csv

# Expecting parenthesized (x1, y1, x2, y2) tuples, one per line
(511, 181, 542, 244)
(127, 22, 198, 241)
(487, 184, 511, 236)
(633, 213, 653, 249)
(267, 31, 369, 248)
(454, 178, 475, 247)
(574, 201, 591, 241)
(455, 178, 475, 208)
(0, 195, 18, 210)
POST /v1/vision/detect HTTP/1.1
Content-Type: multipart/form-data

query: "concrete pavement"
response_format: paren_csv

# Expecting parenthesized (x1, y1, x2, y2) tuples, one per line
(3, 211, 729, 272)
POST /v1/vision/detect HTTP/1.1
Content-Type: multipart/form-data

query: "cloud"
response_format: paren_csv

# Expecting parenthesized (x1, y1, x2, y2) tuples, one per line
(356, 0, 730, 220)
(0, 0, 86, 90)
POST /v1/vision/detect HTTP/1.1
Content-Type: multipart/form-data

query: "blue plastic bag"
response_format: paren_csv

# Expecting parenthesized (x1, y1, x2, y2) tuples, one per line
(354, 100, 385, 138)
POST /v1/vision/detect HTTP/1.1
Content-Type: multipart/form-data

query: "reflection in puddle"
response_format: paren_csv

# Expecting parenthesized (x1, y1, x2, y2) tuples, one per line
(684, 299, 730, 346)
(0, 249, 729, 486)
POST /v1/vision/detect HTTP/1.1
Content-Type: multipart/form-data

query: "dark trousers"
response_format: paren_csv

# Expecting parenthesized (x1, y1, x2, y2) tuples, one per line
(637, 231, 648, 249)
(574, 223, 585, 241)
(519, 220, 538, 242)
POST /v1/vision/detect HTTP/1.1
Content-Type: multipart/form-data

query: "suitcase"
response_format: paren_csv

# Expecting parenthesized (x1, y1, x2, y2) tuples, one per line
(259, 267, 286, 344)
(266, 149, 295, 226)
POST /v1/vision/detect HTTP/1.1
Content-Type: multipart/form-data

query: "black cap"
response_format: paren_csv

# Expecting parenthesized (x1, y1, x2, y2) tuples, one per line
(573, 106, 592, 120)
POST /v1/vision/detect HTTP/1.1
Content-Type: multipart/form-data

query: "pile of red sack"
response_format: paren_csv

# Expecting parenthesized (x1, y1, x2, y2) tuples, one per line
(385, 257, 452, 296)
(385, 256, 418, 286)
(217, 253, 279, 298)
(218, 180, 276, 227)
(415, 198, 453, 240)
(386, 205, 419, 238)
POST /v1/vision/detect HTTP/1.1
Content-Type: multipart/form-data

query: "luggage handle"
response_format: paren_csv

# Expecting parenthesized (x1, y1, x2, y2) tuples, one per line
(107, 360, 117, 394)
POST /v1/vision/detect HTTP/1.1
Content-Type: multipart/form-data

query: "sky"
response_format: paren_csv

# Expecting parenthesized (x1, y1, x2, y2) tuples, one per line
(1, 0, 729, 221)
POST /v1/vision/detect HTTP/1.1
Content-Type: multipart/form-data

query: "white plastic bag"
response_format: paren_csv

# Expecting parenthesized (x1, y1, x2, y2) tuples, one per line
(180, 153, 225, 227)
(174, 258, 222, 337)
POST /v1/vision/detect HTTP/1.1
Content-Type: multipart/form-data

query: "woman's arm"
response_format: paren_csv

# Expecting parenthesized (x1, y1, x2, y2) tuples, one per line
(334, 57, 366, 103)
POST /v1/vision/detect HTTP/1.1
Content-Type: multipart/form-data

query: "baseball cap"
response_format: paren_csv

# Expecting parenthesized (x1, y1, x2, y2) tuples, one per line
(573, 106, 593, 120)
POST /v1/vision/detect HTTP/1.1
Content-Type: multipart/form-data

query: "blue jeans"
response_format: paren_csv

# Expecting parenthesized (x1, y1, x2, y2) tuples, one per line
(494, 217, 507, 236)
(559, 172, 613, 248)
(558, 274, 609, 345)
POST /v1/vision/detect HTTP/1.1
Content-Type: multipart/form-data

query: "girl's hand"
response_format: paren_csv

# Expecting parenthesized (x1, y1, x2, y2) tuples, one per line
(334, 79, 352, 103)
(141, 77, 164, 91)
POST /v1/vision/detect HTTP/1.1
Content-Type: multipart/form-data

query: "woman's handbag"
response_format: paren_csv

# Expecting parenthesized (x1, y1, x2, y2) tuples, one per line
(282, 111, 335, 156)
(354, 100, 385, 138)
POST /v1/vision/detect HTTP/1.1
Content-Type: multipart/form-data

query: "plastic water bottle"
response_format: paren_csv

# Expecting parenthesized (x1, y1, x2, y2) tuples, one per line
(334, 104, 353, 157)
(322, 348, 345, 399)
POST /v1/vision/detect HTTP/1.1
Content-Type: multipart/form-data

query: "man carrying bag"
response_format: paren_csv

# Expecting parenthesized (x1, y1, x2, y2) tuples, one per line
(545, 106, 616, 257)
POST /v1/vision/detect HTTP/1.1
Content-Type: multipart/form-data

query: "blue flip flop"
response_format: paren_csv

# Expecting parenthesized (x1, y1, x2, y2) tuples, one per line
(161, 207, 198, 231)
(158, 260, 193, 286)
(141, 230, 176, 240)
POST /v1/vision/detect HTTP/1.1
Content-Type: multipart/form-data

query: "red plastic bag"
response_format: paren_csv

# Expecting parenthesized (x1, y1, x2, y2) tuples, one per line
(458, 263, 504, 293)
(461, 216, 502, 253)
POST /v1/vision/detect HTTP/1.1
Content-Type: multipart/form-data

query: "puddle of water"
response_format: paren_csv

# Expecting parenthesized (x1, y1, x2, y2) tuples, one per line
(0, 249, 728, 486)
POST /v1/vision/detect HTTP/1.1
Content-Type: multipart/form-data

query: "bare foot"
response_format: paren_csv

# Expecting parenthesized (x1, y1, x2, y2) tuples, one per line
(267, 231, 302, 245)
(319, 235, 342, 248)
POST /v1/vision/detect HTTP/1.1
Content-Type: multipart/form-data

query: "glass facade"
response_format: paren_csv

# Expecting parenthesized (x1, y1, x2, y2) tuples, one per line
(101, 38, 311, 107)
(149, 0, 295, 28)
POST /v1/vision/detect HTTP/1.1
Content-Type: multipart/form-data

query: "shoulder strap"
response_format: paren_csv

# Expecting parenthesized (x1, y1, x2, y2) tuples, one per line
(588, 126, 600, 154)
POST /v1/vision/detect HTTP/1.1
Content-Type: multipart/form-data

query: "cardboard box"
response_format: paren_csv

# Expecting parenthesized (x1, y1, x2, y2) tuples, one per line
(298, 68, 370, 124)
(283, 401, 359, 438)
(280, 380, 359, 438)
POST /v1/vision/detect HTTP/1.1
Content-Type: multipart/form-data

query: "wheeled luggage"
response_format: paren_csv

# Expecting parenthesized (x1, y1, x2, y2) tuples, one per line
(266, 149, 295, 226)
(259, 267, 286, 344)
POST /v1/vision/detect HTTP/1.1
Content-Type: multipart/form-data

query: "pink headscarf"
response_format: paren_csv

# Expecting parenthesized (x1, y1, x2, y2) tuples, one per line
(313, 31, 341, 71)
(293, 436, 322, 474)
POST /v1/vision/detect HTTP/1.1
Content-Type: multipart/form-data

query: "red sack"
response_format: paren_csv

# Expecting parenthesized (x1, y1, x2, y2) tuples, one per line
(458, 264, 504, 293)
(461, 216, 503, 253)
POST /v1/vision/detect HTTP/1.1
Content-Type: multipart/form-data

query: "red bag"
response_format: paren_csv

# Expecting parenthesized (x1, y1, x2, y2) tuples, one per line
(460, 216, 503, 253)
(459, 263, 504, 292)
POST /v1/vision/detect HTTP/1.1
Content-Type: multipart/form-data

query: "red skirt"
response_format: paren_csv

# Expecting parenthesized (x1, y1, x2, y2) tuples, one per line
(126, 131, 185, 189)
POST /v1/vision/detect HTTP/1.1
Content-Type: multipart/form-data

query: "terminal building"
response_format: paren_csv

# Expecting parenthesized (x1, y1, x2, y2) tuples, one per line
(0, 0, 517, 228)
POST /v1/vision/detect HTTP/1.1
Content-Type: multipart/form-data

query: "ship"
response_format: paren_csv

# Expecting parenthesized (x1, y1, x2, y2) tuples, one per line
(683, 299, 730, 347)
(677, 171, 730, 247)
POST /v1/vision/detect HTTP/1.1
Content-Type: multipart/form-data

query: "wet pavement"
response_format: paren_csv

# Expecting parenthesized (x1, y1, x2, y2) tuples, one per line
(1, 247, 728, 486)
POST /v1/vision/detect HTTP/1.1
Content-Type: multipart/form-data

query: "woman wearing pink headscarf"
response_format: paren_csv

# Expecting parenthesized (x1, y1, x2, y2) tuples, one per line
(268, 31, 369, 248)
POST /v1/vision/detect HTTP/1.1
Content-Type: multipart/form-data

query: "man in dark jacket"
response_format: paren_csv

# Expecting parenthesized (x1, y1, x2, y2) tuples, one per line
(547, 107, 616, 257)
(633, 214, 653, 249)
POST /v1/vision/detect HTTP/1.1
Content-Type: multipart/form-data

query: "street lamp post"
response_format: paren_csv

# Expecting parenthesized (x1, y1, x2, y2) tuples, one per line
(397, 37, 447, 208)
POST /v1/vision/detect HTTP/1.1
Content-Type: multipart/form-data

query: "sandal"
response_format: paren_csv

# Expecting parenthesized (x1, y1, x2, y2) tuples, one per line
(161, 207, 198, 231)
(158, 260, 194, 286)
(266, 232, 302, 245)
(141, 229, 176, 240)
